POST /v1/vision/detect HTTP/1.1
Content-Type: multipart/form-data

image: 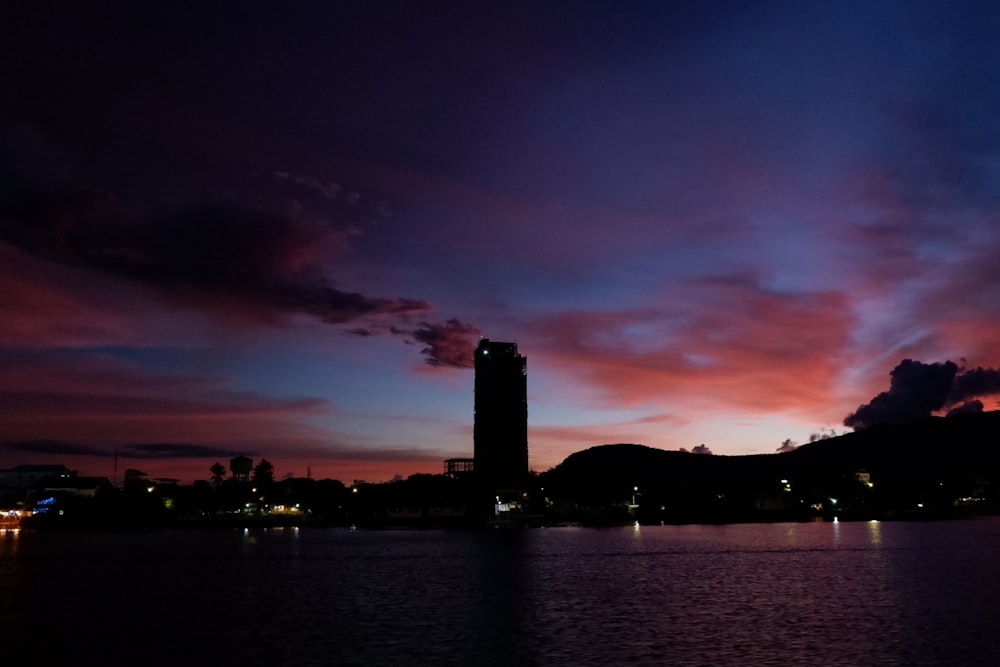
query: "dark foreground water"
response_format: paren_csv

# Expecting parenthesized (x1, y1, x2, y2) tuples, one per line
(3, 519, 1000, 666)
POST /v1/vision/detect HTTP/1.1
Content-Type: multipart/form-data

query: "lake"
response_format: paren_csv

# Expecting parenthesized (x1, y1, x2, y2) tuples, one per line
(3, 519, 1000, 666)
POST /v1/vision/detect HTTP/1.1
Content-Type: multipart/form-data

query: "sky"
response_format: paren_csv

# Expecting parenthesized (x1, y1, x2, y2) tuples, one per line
(2, 1, 1000, 484)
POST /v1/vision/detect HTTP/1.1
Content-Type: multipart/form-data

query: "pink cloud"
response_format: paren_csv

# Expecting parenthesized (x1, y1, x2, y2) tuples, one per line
(0, 243, 154, 347)
(935, 320, 1000, 369)
(530, 277, 854, 418)
(530, 412, 684, 445)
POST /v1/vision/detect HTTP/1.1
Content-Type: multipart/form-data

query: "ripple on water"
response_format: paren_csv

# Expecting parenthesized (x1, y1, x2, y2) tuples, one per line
(3, 521, 1000, 666)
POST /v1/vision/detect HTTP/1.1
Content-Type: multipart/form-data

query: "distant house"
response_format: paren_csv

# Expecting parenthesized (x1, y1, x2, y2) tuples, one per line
(0, 464, 75, 490)
(123, 468, 151, 487)
(42, 476, 114, 498)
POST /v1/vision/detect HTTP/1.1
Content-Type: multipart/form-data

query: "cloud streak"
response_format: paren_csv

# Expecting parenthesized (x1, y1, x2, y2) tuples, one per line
(1, 440, 111, 458)
(530, 275, 854, 416)
(0, 352, 335, 449)
(0, 440, 243, 460)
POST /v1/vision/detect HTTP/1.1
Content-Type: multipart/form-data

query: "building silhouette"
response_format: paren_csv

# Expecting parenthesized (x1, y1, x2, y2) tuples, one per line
(474, 339, 528, 492)
(230, 456, 253, 482)
(443, 457, 474, 478)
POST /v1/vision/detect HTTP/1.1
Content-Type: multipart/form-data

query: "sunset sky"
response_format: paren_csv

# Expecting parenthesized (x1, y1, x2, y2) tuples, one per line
(2, 1, 999, 483)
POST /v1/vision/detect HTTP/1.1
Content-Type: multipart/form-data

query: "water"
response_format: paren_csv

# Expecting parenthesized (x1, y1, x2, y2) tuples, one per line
(3, 520, 1000, 666)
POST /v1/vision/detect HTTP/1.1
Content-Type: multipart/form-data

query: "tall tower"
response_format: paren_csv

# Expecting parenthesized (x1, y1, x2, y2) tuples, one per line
(474, 339, 528, 492)
(230, 455, 253, 482)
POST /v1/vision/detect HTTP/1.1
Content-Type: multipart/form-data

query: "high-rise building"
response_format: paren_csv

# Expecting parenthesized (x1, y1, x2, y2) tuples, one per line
(473, 338, 528, 491)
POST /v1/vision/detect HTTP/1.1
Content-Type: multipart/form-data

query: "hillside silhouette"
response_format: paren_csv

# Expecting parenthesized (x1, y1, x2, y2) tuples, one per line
(539, 411, 1000, 523)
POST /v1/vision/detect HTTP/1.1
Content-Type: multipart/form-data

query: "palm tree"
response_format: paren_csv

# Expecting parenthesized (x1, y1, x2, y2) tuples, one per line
(210, 462, 226, 486)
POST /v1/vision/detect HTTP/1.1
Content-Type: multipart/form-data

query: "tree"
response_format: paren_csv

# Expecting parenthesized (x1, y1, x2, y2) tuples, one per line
(776, 439, 798, 453)
(210, 462, 226, 486)
(252, 459, 275, 486)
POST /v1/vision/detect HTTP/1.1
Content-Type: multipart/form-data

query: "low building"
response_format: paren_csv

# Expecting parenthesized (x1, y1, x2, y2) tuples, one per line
(1, 464, 75, 490)
(42, 476, 114, 498)
(444, 458, 474, 477)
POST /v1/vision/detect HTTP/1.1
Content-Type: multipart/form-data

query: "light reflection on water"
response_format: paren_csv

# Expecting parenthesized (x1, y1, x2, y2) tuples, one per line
(2, 520, 1000, 666)
(869, 519, 882, 546)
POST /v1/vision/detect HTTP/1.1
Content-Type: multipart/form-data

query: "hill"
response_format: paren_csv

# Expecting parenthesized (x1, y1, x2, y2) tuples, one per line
(538, 411, 1000, 522)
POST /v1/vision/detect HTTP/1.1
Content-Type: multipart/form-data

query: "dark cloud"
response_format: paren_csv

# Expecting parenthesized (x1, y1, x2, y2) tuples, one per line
(343, 319, 481, 367)
(0, 173, 477, 366)
(0, 190, 429, 320)
(845, 359, 957, 429)
(946, 400, 984, 418)
(950, 367, 1000, 405)
(0, 440, 246, 460)
(411, 319, 482, 368)
(691, 444, 713, 455)
(1, 439, 111, 457)
(290, 285, 430, 326)
(122, 443, 245, 459)
(845, 359, 1000, 429)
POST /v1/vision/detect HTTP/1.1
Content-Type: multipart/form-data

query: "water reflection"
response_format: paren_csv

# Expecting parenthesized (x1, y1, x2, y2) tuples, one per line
(2, 522, 1000, 666)
(867, 519, 882, 546)
(0, 528, 20, 556)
